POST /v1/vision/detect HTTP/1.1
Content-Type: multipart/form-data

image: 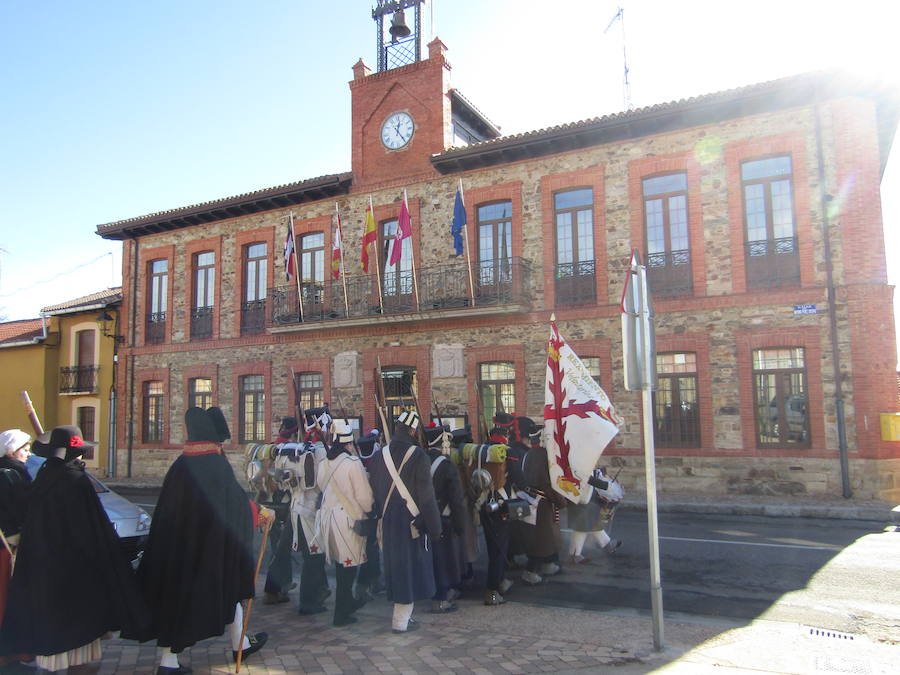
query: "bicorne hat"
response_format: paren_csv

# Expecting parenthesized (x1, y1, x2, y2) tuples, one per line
(33, 425, 97, 460)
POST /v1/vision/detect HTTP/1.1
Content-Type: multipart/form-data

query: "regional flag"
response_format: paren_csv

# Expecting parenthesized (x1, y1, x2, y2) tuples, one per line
(451, 185, 466, 256)
(331, 210, 344, 280)
(544, 317, 623, 504)
(283, 226, 295, 281)
(389, 192, 412, 266)
(361, 200, 377, 273)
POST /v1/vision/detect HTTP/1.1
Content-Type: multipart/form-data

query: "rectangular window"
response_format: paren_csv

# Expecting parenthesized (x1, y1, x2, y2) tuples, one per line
(581, 356, 602, 386)
(742, 156, 800, 288)
(380, 367, 416, 424)
(76, 406, 96, 460)
(68, 329, 97, 392)
(142, 380, 165, 443)
(479, 361, 516, 432)
(295, 371, 324, 411)
(643, 173, 692, 297)
(653, 352, 700, 448)
(188, 377, 213, 410)
(191, 251, 215, 340)
(477, 202, 513, 302)
(381, 220, 414, 310)
(555, 188, 595, 306)
(299, 232, 326, 311)
(752, 347, 810, 448)
(242, 243, 267, 335)
(239, 374, 266, 443)
(147, 259, 168, 344)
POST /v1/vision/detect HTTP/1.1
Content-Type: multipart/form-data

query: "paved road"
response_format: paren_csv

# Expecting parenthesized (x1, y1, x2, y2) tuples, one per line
(118, 486, 892, 634)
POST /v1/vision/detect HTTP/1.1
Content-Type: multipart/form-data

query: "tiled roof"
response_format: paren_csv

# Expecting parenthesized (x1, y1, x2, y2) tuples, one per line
(0, 318, 44, 345)
(41, 287, 122, 315)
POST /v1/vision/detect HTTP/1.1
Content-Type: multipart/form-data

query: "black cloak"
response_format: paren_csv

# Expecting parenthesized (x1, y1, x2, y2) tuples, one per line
(131, 448, 254, 652)
(0, 457, 148, 657)
(368, 431, 442, 604)
(425, 447, 466, 594)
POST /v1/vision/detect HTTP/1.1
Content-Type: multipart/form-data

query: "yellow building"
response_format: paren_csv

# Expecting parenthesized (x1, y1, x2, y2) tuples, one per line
(0, 288, 122, 476)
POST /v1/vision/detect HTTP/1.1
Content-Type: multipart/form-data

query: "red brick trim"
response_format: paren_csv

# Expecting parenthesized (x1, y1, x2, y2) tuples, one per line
(567, 338, 614, 391)
(362, 345, 430, 435)
(134, 366, 171, 448)
(735, 326, 825, 456)
(182, 363, 219, 410)
(230, 360, 273, 449)
(465, 344, 527, 442)
(653, 333, 714, 452)
(540, 168, 608, 307)
(184, 236, 223, 341)
(233, 226, 276, 337)
(137, 244, 175, 346)
(725, 133, 813, 294)
(628, 152, 706, 297)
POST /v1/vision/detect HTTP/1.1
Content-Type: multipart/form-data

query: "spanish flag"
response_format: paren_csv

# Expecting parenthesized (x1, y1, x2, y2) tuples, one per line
(361, 199, 377, 273)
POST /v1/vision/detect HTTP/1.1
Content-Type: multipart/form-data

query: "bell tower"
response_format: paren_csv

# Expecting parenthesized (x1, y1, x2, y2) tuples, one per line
(350, 0, 452, 190)
(373, 0, 425, 72)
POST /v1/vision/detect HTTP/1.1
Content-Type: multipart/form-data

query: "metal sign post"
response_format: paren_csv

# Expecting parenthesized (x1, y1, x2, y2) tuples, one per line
(621, 250, 664, 651)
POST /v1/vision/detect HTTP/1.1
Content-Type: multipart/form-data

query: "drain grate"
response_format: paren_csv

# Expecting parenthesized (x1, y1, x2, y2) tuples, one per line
(806, 626, 856, 641)
(813, 654, 871, 674)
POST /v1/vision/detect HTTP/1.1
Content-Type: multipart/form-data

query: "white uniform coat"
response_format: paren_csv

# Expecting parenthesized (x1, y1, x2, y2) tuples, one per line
(278, 441, 327, 551)
(313, 452, 374, 567)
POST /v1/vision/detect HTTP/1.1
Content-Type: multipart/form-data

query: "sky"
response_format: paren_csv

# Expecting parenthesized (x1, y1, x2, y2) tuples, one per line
(1, 0, 898, 361)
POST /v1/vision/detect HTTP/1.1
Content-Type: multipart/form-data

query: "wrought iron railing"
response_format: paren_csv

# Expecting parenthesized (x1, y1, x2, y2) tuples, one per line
(60, 365, 99, 393)
(190, 306, 213, 341)
(270, 258, 533, 326)
(555, 260, 596, 306)
(145, 312, 167, 344)
(241, 300, 267, 335)
(745, 236, 800, 289)
(647, 249, 693, 297)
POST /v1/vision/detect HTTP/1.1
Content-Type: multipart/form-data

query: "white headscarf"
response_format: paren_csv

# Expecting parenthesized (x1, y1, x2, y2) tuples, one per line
(0, 429, 31, 457)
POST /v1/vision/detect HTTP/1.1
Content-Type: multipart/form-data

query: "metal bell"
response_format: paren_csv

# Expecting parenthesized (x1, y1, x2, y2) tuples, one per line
(389, 10, 411, 42)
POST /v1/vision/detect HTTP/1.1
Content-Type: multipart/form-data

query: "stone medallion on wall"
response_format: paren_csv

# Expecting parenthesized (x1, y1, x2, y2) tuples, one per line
(333, 351, 360, 388)
(433, 344, 464, 379)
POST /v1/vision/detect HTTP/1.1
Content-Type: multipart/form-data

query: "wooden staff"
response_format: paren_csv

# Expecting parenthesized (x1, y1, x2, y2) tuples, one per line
(21, 390, 44, 435)
(236, 516, 273, 673)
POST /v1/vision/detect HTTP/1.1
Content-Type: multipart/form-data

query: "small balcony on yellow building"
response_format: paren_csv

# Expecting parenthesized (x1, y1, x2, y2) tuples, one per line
(60, 365, 100, 394)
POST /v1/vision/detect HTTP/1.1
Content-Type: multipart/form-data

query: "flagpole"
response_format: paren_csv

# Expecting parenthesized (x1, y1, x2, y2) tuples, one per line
(335, 203, 350, 317)
(370, 196, 385, 314)
(404, 189, 421, 311)
(460, 179, 476, 307)
(289, 212, 304, 323)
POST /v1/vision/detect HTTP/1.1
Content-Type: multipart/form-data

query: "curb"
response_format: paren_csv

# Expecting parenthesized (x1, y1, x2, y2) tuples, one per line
(619, 499, 899, 523)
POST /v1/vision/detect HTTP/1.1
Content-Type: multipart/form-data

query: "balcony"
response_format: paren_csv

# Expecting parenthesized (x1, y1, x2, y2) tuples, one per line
(190, 306, 214, 341)
(145, 312, 167, 344)
(745, 236, 800, 289)
(647, 249, 693, 298)
(270, 257, 534, 330)
(241, 300, 267, 335)
(555, 260, 596, 306)
(60, 365, 99, 394)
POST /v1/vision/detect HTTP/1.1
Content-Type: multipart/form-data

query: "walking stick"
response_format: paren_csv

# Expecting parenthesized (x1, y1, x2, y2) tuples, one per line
(236, 516, 273, 673)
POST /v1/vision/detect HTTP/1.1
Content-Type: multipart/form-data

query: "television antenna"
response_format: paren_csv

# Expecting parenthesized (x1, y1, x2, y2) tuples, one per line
(604, 6, 633, 111)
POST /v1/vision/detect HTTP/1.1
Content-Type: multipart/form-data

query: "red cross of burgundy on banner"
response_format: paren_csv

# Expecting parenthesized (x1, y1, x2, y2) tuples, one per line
(543, 317, 623, 505)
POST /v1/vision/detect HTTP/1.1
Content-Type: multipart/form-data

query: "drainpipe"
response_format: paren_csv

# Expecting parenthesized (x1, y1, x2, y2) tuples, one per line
(815, 99, 852, 498)
(127, 236, 139, 478)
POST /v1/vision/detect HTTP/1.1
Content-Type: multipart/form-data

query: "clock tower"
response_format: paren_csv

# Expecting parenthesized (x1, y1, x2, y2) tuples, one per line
(350, 0, 453, 191)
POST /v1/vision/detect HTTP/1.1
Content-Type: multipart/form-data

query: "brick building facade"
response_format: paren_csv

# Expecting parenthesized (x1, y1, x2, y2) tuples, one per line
(97, 37, 899, 500)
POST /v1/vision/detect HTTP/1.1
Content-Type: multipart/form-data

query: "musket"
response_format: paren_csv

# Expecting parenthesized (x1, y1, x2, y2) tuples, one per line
(475, 384, 491, 442)
(374, 357, 392, 443)
(431, 388, 445, 428)
(21, 390, 44, 435)
(404, 381, 428, 447)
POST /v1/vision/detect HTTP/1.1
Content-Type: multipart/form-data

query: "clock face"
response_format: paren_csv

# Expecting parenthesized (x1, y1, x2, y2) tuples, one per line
(380, 112, 414, 150)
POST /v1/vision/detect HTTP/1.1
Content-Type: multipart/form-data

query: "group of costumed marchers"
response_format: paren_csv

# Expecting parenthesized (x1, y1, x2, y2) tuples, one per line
(0, 322, 625, 669)
(0, 410, 273, 675)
